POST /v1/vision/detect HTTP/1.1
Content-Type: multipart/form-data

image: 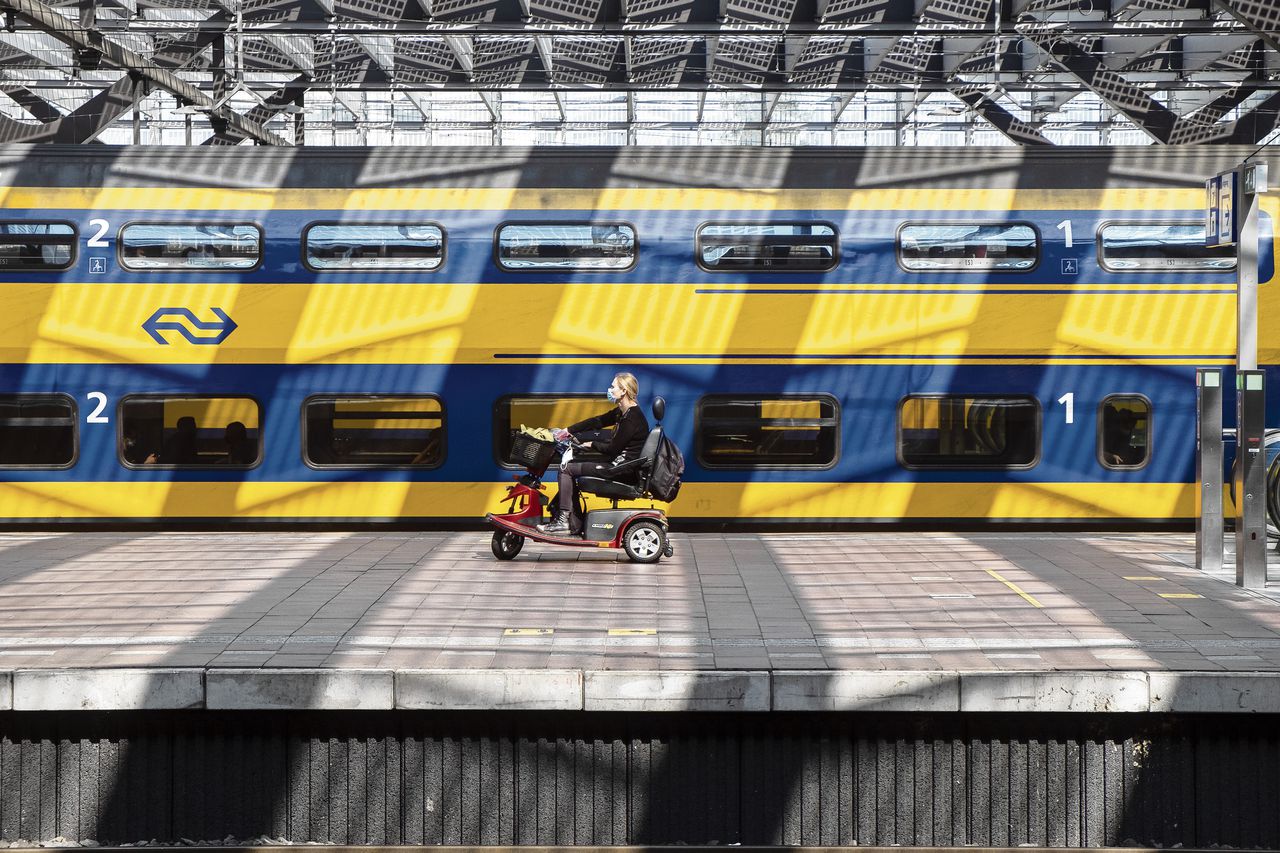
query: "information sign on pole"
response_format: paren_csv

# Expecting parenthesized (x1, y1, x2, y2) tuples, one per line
(1218, 170, 1237, 248)
(1205, 175, 1219, 242)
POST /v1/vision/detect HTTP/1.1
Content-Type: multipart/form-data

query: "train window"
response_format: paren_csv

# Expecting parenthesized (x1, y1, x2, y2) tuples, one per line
(0, 394, 76, 468)
(304, 396, 445, 468)
(304, 223, 444, 272)
(1098, 395, 1151, 469)
(119, 396, 260, 468)
(898, 395, 1039, 468)
(494, 395, 602, 466)
(697, 395, 839, 468)
(898, 222, 1039, 272)
(119, 223, 261, 271)
(0, 222, 75, 271)
(697, 223, 838, 271)
(496, 223, 635, 271)
(1098, 222, 1235, 271)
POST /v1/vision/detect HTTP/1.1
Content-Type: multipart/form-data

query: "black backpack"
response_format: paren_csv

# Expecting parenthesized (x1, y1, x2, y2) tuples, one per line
(649, 431, 684, 502)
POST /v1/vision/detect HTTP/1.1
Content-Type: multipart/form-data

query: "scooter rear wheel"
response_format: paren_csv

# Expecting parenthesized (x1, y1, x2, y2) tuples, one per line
(623, 520, 665, 563)
(492, 530, 525, 560)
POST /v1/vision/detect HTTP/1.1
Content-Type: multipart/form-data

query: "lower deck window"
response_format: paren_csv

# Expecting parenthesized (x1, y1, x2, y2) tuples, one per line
(697, 395, 839, 468)
(494, 395, 606, 466)
(0, 394, 75, 467)
(304, 396, 445, 467)
(1099, 396, 1151, 469)
(120, 397, 260, 467)
(899, 395, 1039, 468)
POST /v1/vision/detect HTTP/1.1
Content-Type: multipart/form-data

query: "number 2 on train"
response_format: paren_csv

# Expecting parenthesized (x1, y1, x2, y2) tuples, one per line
(86, 392, 109, 424)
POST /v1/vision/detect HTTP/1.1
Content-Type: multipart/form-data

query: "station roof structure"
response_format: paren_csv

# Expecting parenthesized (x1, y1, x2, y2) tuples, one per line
(0, 0, 1277, 145)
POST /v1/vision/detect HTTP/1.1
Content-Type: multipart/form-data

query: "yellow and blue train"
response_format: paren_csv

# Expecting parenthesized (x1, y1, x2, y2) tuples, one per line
(0, 144, 1274, 527)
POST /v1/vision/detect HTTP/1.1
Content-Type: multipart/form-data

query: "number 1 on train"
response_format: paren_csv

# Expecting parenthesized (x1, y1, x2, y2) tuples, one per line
(1056, 220, 1073, 248)
(1058, 392, 1074, 424)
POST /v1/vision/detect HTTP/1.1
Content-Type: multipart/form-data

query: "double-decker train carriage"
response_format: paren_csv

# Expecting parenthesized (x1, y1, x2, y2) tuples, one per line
(0, 144, 1274, 526)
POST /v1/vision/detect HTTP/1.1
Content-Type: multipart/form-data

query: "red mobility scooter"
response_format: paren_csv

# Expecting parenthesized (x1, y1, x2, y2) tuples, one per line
(486, 397, 674, 563)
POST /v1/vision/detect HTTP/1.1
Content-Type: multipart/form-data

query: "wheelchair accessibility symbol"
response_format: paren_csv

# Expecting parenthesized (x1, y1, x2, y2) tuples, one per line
(1061, 258, 1079, 275)
(89, 257, 107, 274)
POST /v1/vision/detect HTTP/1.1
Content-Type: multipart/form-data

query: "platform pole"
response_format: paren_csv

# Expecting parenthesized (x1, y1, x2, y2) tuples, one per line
(1196, 368, 1223, 573)
(1236, 370, 1267, 587)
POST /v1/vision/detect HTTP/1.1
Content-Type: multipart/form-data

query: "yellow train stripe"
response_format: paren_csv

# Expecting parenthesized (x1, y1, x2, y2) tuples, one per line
(0, 480, 1195, 520)
(0, 186, 1232, 212)
(0, 282, 1240, 364)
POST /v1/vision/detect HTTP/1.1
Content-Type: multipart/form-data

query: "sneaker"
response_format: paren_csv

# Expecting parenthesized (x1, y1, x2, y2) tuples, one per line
(537, 519, 570, 536)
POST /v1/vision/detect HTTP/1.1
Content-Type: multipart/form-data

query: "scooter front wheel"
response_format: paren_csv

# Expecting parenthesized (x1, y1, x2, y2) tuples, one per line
(623, 520, 665, 563)
(492, 529, 525, 560)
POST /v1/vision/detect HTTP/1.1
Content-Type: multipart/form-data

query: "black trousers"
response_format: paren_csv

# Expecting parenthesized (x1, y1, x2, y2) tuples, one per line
(558, 460, 607, 533)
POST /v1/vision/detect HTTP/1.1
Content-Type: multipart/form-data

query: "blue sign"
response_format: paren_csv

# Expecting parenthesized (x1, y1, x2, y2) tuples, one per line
(89, 257, 107, 274)
(1209, 170, 1238, 248)
(1061, 258, 1078, 275)
(142, 307, 238, 345)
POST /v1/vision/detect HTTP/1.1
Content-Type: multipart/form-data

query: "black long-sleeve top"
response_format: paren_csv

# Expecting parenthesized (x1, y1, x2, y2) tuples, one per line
(569, 405, 650, 463)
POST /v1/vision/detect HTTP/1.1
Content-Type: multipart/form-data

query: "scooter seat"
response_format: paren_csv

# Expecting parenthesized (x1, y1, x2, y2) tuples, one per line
(576, 476, 643, 500)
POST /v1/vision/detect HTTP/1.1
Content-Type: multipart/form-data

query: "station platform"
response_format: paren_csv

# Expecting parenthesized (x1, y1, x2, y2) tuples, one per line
(2, 530, 1280, 713)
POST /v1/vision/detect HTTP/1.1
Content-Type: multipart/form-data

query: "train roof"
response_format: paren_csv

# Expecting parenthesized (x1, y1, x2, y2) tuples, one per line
(1, 144, 1277, 191)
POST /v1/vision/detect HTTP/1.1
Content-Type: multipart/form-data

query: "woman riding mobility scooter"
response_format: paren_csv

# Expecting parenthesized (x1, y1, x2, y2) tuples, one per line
(486, 397, 675, 563)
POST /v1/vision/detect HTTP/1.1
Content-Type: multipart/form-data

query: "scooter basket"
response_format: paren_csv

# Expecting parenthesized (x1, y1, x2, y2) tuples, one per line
(509, 432, 558, 469)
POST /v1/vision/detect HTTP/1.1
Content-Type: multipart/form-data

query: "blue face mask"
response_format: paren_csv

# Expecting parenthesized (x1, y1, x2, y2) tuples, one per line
(606, 387, 617, 402)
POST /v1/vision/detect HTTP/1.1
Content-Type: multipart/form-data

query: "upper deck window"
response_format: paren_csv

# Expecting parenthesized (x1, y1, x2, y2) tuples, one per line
(697, 223, 838, 271)
(899, 222, 1039, 272)
(119, 223, 261, 271)
(304, 223, 444, 271)
(1098, 222, 1235, 272)
(496, 223, 635, 271)
(0, 222, 75, 271)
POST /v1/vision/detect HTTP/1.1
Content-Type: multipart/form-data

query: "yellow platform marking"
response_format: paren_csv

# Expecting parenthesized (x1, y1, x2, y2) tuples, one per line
(1158, 593, 1204, 599)
(984, 569, 1045, 608)
(607, 628, 657, 636)
(503, 628, 553, 636)
(1124, 576, 1163, 581)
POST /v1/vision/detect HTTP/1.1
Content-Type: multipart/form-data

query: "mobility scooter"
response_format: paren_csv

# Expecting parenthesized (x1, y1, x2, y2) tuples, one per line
(486, 397, 674, 563)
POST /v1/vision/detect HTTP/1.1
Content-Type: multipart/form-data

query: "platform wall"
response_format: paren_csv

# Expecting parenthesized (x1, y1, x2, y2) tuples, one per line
(0, 710, 1275, 847)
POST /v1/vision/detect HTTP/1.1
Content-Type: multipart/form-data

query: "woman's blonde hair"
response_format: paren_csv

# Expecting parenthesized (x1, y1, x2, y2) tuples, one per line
(614, 372, 639, 403)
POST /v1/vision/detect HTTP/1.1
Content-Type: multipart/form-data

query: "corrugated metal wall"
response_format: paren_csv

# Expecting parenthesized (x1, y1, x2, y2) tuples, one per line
(0, 711, 1277, 847)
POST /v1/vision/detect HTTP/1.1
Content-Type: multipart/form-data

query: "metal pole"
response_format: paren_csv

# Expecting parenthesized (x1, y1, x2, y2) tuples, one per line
(1196, 368, 1223, 572)
(1236, 369, 1267, 587)
(1240, 171, 1259, 371)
